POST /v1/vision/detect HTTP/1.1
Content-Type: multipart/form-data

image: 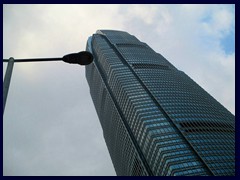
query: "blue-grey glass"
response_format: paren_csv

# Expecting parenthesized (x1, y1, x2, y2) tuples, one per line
(85, 30, 235, 176)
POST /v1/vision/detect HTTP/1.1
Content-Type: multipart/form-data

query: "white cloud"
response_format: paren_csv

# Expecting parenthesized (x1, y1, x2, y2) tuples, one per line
(201, 7, 234, 39)
(123, 4, 159, 25)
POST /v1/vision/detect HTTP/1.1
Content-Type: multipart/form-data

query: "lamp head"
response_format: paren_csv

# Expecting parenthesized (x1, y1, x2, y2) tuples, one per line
(63, 51, 93, 65)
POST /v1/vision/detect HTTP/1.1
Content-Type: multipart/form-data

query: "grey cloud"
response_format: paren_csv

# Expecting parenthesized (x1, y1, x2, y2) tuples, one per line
(3, 4, 234, 176)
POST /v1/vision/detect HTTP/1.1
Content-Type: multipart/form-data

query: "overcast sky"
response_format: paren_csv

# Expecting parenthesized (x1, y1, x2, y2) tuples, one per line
(3, 4, 235, 176)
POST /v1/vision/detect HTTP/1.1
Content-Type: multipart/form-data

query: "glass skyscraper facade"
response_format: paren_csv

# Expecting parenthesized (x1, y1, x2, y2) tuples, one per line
(85, 30, 235, 176)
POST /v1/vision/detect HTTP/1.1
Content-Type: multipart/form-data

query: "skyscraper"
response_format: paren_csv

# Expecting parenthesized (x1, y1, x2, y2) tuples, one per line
(85, 30, 235, 176)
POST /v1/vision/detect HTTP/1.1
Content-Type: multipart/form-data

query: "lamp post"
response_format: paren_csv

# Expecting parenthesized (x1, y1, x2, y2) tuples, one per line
(3, 51, 93, 115)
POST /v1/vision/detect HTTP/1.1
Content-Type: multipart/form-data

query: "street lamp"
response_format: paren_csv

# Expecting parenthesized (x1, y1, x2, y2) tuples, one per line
(3, 51, 93, 115)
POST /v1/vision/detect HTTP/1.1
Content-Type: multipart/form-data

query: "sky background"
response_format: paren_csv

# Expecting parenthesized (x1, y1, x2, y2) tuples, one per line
(3, 4, 235, 176)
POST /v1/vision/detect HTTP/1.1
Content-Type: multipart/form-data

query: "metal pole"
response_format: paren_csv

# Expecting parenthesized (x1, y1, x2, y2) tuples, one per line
(3, 57, 14, 115)
(3, 57, 62, 63)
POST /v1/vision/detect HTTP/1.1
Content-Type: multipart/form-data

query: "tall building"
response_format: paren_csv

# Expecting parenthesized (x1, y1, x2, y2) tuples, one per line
(85, 30, 235, 176)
